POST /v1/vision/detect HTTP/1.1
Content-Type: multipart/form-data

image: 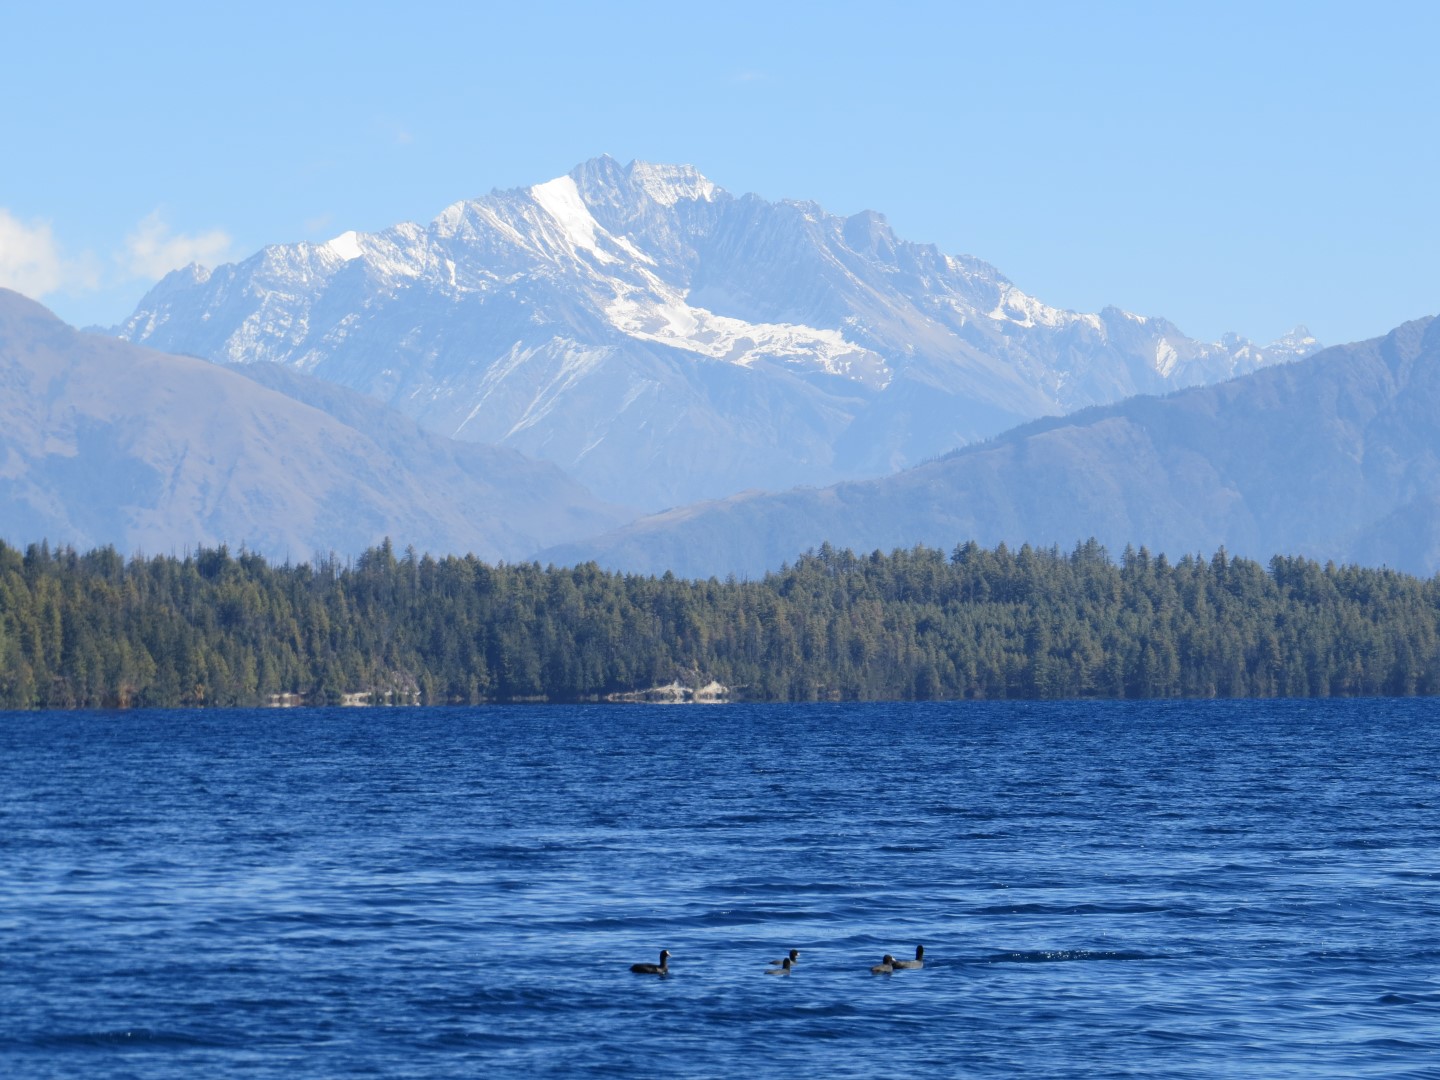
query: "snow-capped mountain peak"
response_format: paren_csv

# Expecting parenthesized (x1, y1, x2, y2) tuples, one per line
(1269, 325, 1320, 356)
(323, 230, 364, 262)
(114, 157, 1320, 509)
(626, 160, 717, 206)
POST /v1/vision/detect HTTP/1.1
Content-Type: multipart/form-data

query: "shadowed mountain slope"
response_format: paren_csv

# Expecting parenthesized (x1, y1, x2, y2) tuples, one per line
(0, 290, 627, 560)
(541, 317, 1440, 577)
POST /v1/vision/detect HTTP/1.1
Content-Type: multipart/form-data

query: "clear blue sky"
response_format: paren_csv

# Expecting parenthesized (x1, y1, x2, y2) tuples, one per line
(3, 0, 1437, 346)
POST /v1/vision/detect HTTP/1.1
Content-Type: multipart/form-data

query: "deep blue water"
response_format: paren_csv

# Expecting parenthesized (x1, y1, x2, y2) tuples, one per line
(2, 700, 1439, 1078)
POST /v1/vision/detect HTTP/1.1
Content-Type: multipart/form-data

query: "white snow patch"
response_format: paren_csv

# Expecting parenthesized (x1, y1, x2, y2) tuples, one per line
(987, 285, 1082, 330)
(531, 175, 613, 262)
(1154, 338, 1179, 377)
(603, 285, 890, 387)
(432, 201, 468, 238)
(1267, 325, 1320, 354)
(628, 161, 717, 206)
(463, 202, 534, 251)
(608, 231, 655, 265)
(324, 230, 364, 261)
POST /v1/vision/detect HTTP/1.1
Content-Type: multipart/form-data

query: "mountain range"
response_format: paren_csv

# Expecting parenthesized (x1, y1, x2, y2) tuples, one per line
(12, 159, 1436, 581)
(0, 289, 626, 561)
(113, 157, 1318, 509)
(543, 317, 1440, 578)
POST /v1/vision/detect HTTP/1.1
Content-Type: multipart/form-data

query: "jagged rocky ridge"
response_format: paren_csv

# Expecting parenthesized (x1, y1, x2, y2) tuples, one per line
(116, 157, 1317, 508)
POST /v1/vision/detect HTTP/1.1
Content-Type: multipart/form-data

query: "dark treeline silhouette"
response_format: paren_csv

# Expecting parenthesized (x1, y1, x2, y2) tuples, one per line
(2, 536, 1439, 709)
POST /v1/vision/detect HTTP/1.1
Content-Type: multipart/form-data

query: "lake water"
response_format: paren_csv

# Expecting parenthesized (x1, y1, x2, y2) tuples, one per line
(2, 700, 1438, 1078)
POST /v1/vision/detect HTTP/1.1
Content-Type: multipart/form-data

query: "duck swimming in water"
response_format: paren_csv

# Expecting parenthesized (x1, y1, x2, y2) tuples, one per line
(630, 949, 671, 975)
(871, 954, 896, 975)
(765, 957, 792, 975)
(891, 945, 924, 970)
(768, 949, 800, 966)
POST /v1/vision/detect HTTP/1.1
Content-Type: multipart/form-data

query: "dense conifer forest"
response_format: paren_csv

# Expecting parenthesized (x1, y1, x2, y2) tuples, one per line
(2, 536, 1439, 709)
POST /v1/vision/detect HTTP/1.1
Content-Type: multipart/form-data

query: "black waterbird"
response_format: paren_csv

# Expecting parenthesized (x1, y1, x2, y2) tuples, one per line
(630, 949, 671, 975)
(892, 945, 924, 969)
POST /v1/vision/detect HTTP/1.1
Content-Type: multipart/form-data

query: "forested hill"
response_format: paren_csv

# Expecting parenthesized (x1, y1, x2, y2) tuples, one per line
(1, 537, 1438, 709)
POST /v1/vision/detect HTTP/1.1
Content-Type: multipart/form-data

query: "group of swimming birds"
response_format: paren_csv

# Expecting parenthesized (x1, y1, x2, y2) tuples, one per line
(629, 945, 925, 976)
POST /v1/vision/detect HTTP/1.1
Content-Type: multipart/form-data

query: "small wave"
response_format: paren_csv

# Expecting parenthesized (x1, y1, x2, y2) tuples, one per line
(702, 813, 785, 826)
(1377, 991, 1438, 1006)
(969, 901, 1170, 916)
(986, 948, 1155, 964)
(529, 907, 814, 932)
(30, 1028, 236, 1050)
(699, 880, 858, 895)
(688, 908, 814, 927)
(1142, 1027, 1199, 1042)
(790, 1003, 863, 1018)
(419, 1028, 523, 1049)
(1361, 1036, 1436, 1050)
(925, 804, 993, 817)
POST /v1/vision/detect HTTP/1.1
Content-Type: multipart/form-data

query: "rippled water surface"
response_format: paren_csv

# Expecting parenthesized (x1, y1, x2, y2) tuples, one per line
(3, 700, 1439, 1077)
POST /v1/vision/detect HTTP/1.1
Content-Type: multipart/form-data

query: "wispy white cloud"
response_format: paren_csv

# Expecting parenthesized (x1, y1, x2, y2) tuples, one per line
(372, 113, 415, 148)
(122, 210, 233, 280)
(0, 207, 234, 304)
(0, 209, 99, 297)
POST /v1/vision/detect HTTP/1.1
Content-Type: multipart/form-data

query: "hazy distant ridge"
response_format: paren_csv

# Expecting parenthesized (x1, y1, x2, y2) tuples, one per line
(0, 290, 627, 561)
(543, 317, 1440, 577)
